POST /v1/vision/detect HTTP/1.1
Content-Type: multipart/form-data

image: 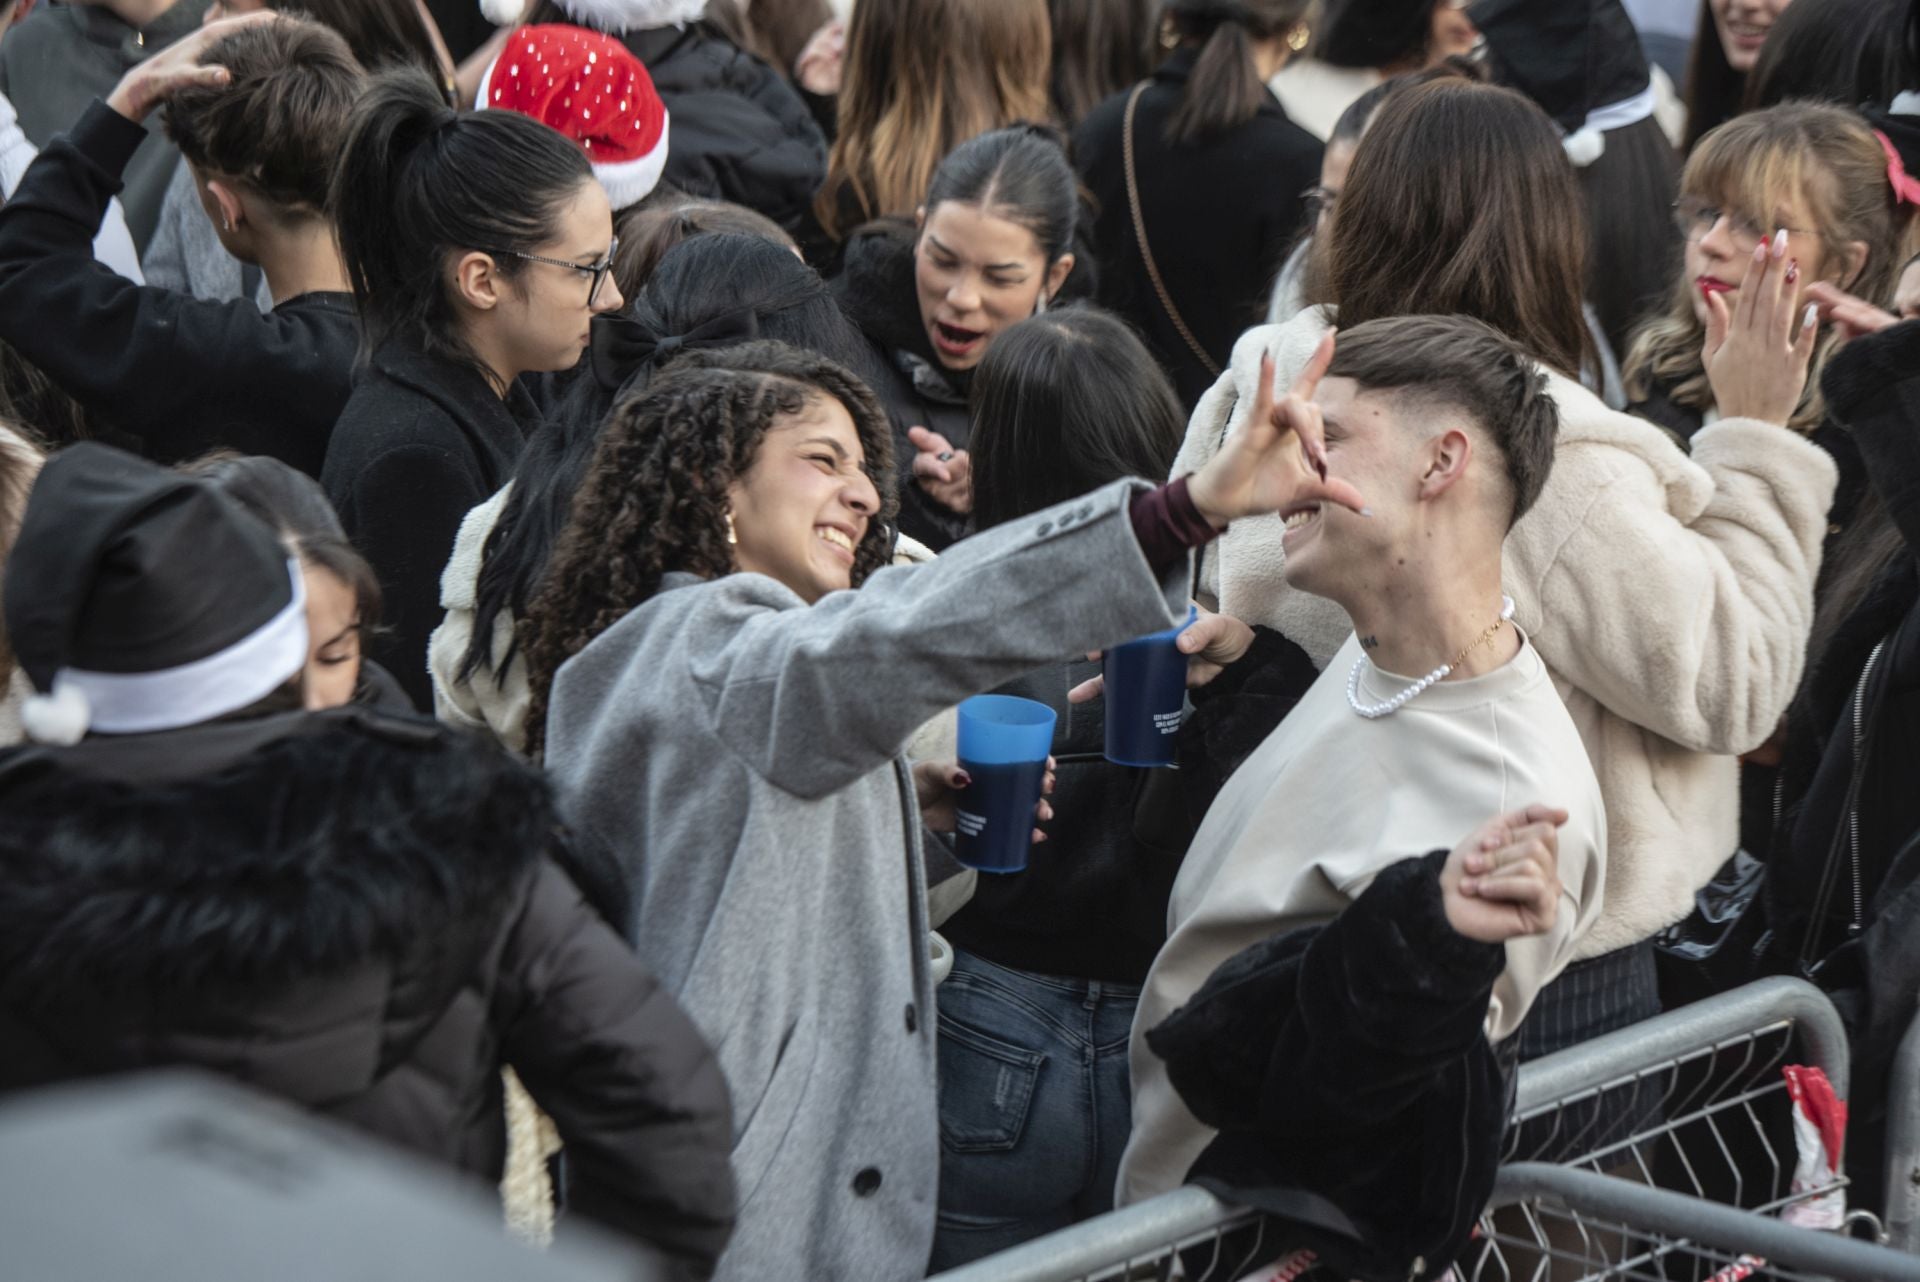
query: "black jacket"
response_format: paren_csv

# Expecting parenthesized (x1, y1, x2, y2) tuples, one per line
(833, 222, 976, 550)
(0, 708, 735, 1275)
(322, 341, 536, 709)
(1073, 52, 1322, 408)
(1147, 851, 1509, 1282)
(614, 22, 826, 228)
(943, 658, 1197, 984)
(0, 101, 358, 475)
(1766, 322, 1920, 1211)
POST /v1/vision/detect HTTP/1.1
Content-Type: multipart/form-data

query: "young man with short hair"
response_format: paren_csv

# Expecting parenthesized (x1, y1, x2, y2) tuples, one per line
(1118, 314, 1608, 1203)
(0, 13, 361, 476)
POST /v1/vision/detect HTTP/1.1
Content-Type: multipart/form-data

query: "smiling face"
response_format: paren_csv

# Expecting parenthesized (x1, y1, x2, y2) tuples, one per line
(1709, 0, 1794, 72)
(914, 201, 1072, 371)
(299, 560, 361, 710)
(725, 392, 883, 603)
(1278, 377, 1409, 603)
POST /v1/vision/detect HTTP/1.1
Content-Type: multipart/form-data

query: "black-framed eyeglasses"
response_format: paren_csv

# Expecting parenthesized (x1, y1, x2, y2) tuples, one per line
(486, 236, 620, 306)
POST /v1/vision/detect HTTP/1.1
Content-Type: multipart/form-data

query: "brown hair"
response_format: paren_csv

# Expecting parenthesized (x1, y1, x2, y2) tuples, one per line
(1622, 102, 1905, 432)
(1327, 314, 1560, 526)
(814, 0, 1052, 241)
(613, 198, 798, 300)
(704, 0, 834, 81)
(1047, 0, 1157, 126)
(1162, 0, 1310, 146)
(518, 341, 898, 759)
(1315, 78, 1593, 380)
(163, 17, 365, 219)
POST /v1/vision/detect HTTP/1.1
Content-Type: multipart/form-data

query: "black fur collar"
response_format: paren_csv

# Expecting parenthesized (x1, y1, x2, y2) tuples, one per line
(834, 218, 944, 370)
(0, 709, 553, 1006)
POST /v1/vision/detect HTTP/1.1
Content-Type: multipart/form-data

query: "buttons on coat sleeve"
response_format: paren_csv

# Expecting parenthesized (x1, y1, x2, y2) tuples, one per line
(905, 1002, 918, 1033)
(1076, 503, 1093, 520)
(853, 1167, 883, 1196)
(1036, 521, 1053, 536)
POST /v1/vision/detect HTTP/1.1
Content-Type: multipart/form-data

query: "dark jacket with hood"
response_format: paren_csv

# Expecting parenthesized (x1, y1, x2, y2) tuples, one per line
(1146, 850, 1510, 1282)
(607, 20, 826, 228)
(0, 706, 736, 1276)
(1764, 320, 1920, 1214)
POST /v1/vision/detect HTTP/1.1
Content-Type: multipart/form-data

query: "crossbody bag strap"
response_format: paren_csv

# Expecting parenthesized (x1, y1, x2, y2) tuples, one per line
(1124, 82, 1222, 380)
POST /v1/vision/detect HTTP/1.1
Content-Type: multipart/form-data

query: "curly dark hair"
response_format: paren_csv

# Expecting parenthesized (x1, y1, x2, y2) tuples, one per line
(518, 340, 899, 759)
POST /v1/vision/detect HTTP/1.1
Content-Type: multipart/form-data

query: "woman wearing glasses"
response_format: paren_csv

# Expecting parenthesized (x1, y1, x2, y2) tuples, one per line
(323, 67, 624, 707)
(1623, 101, 1910, 856)
(1625, 102, 1900, 479)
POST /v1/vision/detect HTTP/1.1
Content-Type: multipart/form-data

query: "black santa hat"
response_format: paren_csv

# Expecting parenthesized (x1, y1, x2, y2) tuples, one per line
(1469, 0, 1653, 166)
(4, 443, 307, 745)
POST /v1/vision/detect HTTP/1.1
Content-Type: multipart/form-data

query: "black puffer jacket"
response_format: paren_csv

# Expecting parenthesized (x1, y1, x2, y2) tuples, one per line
(610, 21, 826, 228)
(1147, 851, 1510, 1282)
(0, 707, 735, 1276)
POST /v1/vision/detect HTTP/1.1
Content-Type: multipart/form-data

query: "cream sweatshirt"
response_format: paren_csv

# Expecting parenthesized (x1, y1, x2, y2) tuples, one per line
(1119, 632, 1607, 1204)
(1170, 311, 1839, 958)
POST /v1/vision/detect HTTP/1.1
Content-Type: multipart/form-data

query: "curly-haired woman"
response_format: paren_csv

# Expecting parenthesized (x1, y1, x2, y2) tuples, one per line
(519, 338, 1362, 1281)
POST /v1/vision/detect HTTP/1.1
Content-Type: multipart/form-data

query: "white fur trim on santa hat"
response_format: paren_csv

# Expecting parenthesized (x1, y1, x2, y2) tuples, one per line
(25, 560, 309, 742)
(480, 0, 707, 32)
(594, 107, 669, 208)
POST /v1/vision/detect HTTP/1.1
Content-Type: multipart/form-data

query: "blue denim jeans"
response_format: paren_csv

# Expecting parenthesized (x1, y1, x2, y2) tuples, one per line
(928, 948, 1141, 1272)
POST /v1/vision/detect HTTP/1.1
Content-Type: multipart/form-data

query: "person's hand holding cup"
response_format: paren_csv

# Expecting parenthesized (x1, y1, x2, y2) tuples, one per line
(947, 696, 1058, 873)
(1068, 605, 1255, 706)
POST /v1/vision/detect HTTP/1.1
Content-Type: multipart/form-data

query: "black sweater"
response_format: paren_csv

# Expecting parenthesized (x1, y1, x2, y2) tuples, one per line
(0, 100, 358, 476)
(322, 341, 537, 710)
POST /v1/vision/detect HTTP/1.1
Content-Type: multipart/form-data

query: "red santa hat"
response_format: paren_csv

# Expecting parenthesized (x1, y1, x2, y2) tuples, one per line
(478, 0, 707, 34)
(476, 25, 670, 211)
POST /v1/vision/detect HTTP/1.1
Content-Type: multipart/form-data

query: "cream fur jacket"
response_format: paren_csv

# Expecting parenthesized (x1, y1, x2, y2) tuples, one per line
(1173, 310, 1839, 957)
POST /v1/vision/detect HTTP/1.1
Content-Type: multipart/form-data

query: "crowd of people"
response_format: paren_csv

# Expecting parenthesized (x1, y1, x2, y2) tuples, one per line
(0, 0, 1915, 1278)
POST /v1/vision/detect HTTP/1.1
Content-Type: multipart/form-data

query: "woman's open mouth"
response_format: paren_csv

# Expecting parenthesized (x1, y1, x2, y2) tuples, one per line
(1724, 17, 1770, 50)
(931, 320, 986, 359)
(815, 524, 857, 565)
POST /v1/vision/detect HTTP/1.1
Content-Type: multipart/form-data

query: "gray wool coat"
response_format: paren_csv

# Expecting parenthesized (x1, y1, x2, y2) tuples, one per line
(545, 480, 1186, 1282)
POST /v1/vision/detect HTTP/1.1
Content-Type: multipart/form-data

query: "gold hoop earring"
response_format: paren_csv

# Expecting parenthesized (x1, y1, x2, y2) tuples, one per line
(1287, 23, 1310, 51)
(725, 511, 738, 546)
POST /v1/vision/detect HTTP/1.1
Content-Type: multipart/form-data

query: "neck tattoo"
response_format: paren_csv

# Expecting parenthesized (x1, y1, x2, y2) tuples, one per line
(1346, 596, 1516, 720)
(1359, 635, 1380, 650)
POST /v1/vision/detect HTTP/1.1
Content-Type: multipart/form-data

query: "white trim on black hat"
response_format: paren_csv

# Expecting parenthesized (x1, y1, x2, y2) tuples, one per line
(21, 561, 310, 745)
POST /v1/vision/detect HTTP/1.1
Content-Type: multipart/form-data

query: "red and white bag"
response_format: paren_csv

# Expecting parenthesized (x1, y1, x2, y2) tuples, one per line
(1781, 1064, 1848, 1229)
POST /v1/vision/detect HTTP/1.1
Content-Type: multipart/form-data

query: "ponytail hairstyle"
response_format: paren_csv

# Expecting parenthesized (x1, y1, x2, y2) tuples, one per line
(921, 125, 1079, 269)
(517, 341, 898, 759)
(462, 234, 882, 687)
(1162, 0, 1310, 146)
(330, 67, 594, 374)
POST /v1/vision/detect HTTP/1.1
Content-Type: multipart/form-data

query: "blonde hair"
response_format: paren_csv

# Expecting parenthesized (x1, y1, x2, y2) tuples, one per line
(1623, 102, 1907, 432)
(815, 0, 1052, 241)
(0, 421, 46, 684)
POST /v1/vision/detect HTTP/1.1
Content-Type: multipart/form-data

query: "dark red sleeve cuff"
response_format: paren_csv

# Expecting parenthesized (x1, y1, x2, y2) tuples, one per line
(1129, 475, 1223, 572)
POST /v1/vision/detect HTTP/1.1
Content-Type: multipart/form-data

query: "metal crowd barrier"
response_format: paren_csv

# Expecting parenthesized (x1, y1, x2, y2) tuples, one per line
(931, 977, 1918, 1282)
(1887, 996, 1920, 1253)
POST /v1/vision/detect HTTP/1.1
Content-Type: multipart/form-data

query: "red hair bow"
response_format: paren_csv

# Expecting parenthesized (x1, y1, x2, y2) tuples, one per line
(1876, 129, 1920, 206)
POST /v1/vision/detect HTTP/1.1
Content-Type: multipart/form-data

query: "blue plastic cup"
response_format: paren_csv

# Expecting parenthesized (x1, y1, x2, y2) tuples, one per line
(1102, 606, 1198, 767)
(953, 694, 1057, 874)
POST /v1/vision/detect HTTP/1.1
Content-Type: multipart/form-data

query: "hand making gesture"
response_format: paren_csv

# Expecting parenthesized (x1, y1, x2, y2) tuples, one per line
(1185, 330, 1368, 527)
(1703, 229, 1819, 425)
(1441, 804, 1568, 943)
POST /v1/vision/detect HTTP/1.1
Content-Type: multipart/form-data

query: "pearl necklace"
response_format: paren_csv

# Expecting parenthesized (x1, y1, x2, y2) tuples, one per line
(1346, 596, 1517, 719)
